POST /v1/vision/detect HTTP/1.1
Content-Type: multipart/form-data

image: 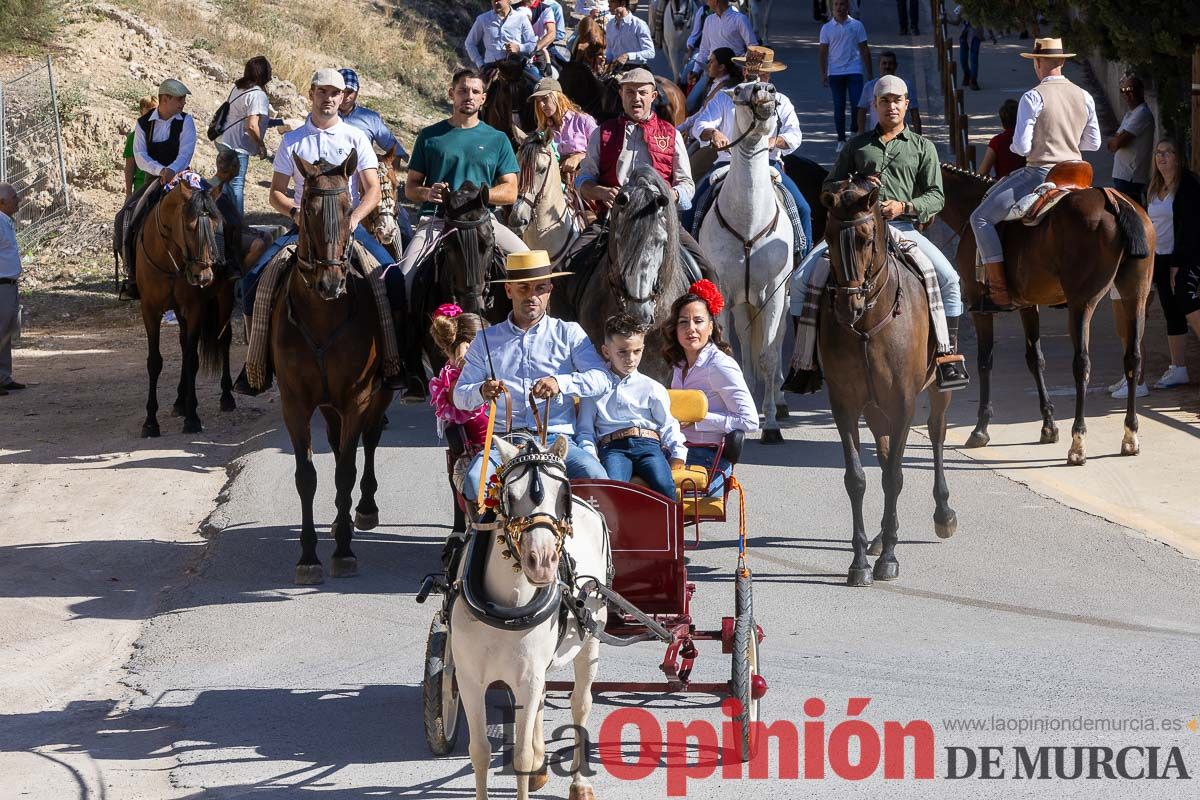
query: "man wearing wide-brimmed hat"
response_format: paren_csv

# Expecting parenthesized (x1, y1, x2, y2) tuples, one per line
(969, 37, 1100, 313)
(454, 250, 612, 501)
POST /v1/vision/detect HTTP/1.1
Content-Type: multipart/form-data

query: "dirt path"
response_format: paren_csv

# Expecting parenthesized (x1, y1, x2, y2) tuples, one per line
(0, 319, 275, 796)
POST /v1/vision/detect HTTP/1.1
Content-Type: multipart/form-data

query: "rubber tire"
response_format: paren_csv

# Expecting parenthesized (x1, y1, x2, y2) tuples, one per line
(423, 614, 461, 755)
(731, 611, 761, 762)
(735, 568, 753, 621)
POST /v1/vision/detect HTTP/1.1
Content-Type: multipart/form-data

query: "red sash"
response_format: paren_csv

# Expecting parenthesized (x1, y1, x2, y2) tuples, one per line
(597, 114, 676, 187)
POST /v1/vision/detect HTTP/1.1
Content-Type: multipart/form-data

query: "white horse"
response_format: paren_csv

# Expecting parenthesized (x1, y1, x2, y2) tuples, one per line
(451, 435, 609, 800)
(698, 81, 793, 444)
(661, 0, 700, 85)
(748, 0, 773, 45)
(508, 132, 585, 264)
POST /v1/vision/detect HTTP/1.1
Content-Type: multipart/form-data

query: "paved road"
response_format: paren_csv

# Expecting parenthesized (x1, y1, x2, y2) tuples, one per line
(8, 2, 1199, 798)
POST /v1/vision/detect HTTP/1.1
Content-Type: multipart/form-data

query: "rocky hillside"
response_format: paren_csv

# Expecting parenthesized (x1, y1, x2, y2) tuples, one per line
(0, 0, 479, 316)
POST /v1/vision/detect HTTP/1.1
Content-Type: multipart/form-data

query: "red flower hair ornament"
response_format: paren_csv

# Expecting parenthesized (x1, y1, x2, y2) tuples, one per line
(434, 303, 463, 319)
(688, 279, 725, 317)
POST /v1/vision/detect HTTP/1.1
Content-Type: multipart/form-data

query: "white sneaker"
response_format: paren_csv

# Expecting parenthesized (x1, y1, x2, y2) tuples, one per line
(162, 310, 178, 326)
(836, 140, 846, 153)
(1153, 364, 1189, 389)
(1111, 381, 1148, 399)
(1106, 376, 1126, 393)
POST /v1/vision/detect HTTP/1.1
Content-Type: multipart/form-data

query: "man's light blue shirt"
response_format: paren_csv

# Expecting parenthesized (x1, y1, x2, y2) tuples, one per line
(577, 369, 688, 461)
(0, 211, 21, 280)
(341, 104, 407, 161)
(605, 14, 655, 64)
(454, 314, 612, 435)
(466, 9, 537, 67)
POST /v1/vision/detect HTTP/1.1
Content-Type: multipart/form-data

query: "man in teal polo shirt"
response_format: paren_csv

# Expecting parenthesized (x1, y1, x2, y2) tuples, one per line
(395, 68, 528, 289)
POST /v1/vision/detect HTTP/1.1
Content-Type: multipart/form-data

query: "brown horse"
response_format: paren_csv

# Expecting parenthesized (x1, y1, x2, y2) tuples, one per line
(819, 176, 956, 587)
(271, 153, 394, 585)
(480, 55, 537, 149)
(135, 177, 236, 438)
(938, 164, 1154, 464)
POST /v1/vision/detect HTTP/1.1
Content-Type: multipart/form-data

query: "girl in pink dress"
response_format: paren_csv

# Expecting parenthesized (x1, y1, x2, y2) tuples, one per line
(428, 305, 489, 447)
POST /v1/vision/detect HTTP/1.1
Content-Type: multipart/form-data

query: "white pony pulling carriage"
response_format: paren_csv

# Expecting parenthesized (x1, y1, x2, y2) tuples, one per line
(418, 389, 768, 798)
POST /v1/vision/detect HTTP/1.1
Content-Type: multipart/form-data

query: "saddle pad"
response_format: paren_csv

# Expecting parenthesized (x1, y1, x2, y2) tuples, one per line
(1021, 189, 1071, 226)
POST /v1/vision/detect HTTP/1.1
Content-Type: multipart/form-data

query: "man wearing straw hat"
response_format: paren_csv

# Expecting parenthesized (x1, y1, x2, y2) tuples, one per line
(969, 37, 1101, 313)
(454, 249, 612, 504)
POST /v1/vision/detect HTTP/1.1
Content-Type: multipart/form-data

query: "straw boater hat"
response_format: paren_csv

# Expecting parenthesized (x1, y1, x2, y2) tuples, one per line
(1020, 37, 1076, 59)
(493, 250, 572, 283)
(732, 45, 787, 74)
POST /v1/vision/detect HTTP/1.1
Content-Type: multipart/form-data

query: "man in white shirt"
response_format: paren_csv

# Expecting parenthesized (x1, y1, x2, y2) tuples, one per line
(120, 78, 197, 299)
(236, 69, 399, 394)
(1107, 74, 1154, 207)
(818, 0, 871, 145)
(857, 50, 921, 133)
(686, 0, 756, 111)
(0, 183, 23, 394)
(466, 0, 538, 70)
(605, 0, 655, 68)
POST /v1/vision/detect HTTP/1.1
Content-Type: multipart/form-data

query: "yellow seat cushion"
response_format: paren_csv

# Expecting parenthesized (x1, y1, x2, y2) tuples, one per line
(672, 465, 709, 496)
(668, 389, 708, 425)
(681, 496, 725, 517)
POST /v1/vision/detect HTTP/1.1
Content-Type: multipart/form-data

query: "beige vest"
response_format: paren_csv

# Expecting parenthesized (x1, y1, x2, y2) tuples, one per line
(1028, 78, 1088, 167)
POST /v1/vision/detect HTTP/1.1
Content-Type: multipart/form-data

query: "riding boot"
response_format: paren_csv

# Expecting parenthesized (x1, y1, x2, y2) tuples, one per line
(233, 364, 273, 396)
(971, 261, 1014, 314)
(935, 316, 971, 391)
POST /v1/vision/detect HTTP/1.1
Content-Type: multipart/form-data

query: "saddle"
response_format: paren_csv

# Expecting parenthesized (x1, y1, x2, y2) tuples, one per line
(1004, 160, 1094, 227)
(695, 166, 807, 258)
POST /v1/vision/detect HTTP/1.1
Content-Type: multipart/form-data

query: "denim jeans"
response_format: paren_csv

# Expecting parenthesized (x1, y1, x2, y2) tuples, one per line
(600, 437, 676, 499)
(685, 445, 733, 497)
(959, 33, 981, 82)
(828, 73, 864, 140)
(462, 433, 608, 503)
(241, 225, 395, 316)
(215, 143, 251, 217)
(970, 164, 1051, 265)
(685, 163, 813, 257)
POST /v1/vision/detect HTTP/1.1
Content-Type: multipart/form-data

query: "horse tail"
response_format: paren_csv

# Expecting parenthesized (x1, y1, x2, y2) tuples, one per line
(1106, 189, 1150, 259)
(197, 296, 226, 375)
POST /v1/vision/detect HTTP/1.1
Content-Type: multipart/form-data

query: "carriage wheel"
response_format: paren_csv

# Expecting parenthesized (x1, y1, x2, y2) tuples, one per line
(731, 610, 761, 762)
(735, 567, 753, 620)
(423, 613, 461, 755)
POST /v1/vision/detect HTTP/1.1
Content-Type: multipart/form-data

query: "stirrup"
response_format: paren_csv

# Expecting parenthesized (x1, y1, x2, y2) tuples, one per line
(970, 294, 1014, 314)
(118, 279, 139, 301)
(935, 354, 970, 391)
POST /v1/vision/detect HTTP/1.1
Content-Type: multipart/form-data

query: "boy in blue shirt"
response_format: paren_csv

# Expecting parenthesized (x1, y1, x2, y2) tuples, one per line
(578, 314, 687, 498)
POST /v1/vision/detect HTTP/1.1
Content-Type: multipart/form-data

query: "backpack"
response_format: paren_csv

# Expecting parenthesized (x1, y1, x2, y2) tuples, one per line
(206, 87, 259, 141)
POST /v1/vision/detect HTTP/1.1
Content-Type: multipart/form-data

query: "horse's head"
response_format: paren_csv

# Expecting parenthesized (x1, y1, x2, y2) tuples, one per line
(493, 435, 573, 587)
(509, 131, 558, 235)
(608, 167, 677, 326)
(821, 174, 886, 326)
(167, 176, 224, 289)
(443, 181, 496, 315)
(368, 144, 401, 247)
(293, 152, 356, 301)
(726, 80, 779, 141)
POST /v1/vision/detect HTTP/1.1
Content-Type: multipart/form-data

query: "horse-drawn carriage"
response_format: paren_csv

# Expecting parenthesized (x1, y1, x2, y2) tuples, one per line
(417, 387, 768, 790)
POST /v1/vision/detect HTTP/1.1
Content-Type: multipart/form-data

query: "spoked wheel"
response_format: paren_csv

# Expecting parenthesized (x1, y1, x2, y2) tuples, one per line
(423, 613, 461, 755)
(731, 567, 762, 762)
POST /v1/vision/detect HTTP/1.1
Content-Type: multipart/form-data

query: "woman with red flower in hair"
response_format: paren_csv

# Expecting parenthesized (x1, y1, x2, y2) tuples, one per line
(659, 280, 758, 495)
(428, 304, 489, 450)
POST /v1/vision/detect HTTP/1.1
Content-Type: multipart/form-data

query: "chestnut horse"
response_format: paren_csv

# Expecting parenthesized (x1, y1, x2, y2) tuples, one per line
(480, 55, 537, 149)
(271, 153, 394, 584)
(819, 177, 956, 587)
(134, 177, 236, 438)
(938, 164, 1154, 464)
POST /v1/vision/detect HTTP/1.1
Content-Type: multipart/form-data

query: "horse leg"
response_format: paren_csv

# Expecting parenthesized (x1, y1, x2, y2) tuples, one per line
(528, 690, 549, 792)
(141, 303, 163, 438)
(929, 386, 958, 539)
(833, 404, 871, 587)
(180, 312, 204, 434)
(459, 677, 492, 800)
(1020, 306, 1057, 444)
(330, 415, 362, 578)
(512, 678, 546, 800)
(568, 635, 600, 799)
(1117, 278, 1148, 457)
(218, 292, 236, 412)
(354, 411, 384, 531)
(285, 406, 322, 585)
(965, 312, 994, 447)
(872, 416, 912, 582)
(866, 429, 889, 558)
(172, 320, 187, 417)
(1066, 302, 1097, 466)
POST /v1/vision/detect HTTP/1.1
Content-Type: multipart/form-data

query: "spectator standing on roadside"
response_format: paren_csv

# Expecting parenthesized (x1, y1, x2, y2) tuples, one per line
(857, 50, 921, 133)
(0, 182, 25, 396)
(215, 56, 273, 216)
(1107, 74, 1154, 208)
(978, 99, 1025, 178)
(953, 5, 984, 90)
(819, 0, 871, 149)
(123, 96, 158, 200)
(897, 0, 920, 35)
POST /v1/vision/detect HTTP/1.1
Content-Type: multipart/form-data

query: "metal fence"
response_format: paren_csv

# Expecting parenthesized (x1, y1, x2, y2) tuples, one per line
(0, 56, 71, 249)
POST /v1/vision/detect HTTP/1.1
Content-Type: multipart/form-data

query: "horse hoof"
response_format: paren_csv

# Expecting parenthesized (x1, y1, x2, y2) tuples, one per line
(141, 423, 160, 438)
(220, 396, 237, 413)
(295, 564, 324, 585)
(330, 556, 358, 578)
(847, 567, 874, 587)
(775, 405, 790, 421)
(1066, 452, 1086, 466)
(964, 430, 990, 448)
(182, 419, 202, 434)
(354, 511, 379, 530)
(1121, 427, 1140, 457)
(568, 784, 595, 800)
(760, 429, 784, 445)
(1040, 426, 1059, 444)
(867, 534, 883, 557)
(872, 559, 899, 581)
(935, 511, 958, 539)
(530, 764, 549, 792)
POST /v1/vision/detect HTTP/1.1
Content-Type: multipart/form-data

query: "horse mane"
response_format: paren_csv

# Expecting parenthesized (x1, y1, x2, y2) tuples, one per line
(609, 166, 679, 282)
(940, 161, 995, 186)
(575, 15, 605, 50)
